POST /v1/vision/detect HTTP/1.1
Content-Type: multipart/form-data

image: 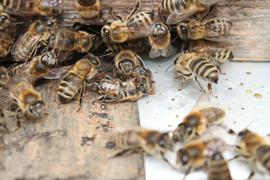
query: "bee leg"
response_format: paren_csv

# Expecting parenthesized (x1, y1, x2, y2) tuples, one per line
(194, 77, 206, 92)
(93, 95, 118, 103)
(110, 147, 143, 158)
(160, 152, 177, 170)
(77, 83, 86, 112)
(182, 166, 192, 180)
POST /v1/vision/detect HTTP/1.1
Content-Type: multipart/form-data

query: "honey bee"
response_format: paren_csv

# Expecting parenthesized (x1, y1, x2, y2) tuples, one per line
(163, 0, 220, 25)
(94, 68, 155, 103)
(207, 151, 232, 180)
(176, 137, 227, 179)
(49, 28, 97, 54)
(173, 107, 225, 143)
(0, 12, 17, 58)
(11, 51, 58, 83)
(107, 39, 150, 55)
(58, 54, 100, 105)
(101, 0, 156, 44)
(76, 0, 101, 18)
(114, 50, 145, 79)
(112, 129, 174, 164)
(176, 18, 232, 40)
(174, 48, 231, 91)
(12, 20, 54, 62)
(235, 129, 270, 179)
(148, 22, 173, 59)
(1, 0, 62, 16)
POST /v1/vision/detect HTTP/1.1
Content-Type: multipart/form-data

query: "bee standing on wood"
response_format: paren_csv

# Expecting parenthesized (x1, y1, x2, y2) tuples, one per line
(0, 66, 46, 119)
(58, 54, 100, 109)
(12, 20, 54, 62)
(162, 0, 220, 25)
(176, 18, 232, 40)
(101, 0, 156, 44)
(76, 0, 101, 19)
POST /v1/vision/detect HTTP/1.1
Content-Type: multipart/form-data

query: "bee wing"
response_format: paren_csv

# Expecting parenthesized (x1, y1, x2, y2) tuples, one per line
(204, 18, 232, 38)
(44, 65, 71, 80)
(166, 10, 198, 25)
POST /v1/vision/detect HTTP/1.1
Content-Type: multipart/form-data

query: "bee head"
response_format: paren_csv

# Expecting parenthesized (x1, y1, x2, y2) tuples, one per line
(0, 66, 9, 85)
(28, 100, 46, 119)
(159, 132, 174, 150)
(101, 25, 112, 43)
(41, 51, 57, 68)
(0, 13, 10, 30)
(86, 53, 100, 68)
(173, 122, 194, 142)
(118, 60, 134, 75)
(237, 129, 251, 140)
(177, 23, 188, 40)
(176, 149, 190, 169)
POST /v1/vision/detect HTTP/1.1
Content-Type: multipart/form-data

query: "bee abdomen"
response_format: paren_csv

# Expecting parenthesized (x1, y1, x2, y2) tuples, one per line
(2, 0, 35, 14)
(128, 11, 154, 28)
(162, 0, 182, 13)
(189, 57, 219, 83)
(208, 18, 232, 36)
(58, 78, 80, 103)
(214, 49, 234, 64)
(257, 145, 270, 172)
(208, 153, 232, 180)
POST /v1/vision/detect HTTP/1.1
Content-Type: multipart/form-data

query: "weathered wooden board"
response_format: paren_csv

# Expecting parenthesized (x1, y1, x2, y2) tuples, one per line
(60, 0, 270, 61)
(0, 82, 145, 180)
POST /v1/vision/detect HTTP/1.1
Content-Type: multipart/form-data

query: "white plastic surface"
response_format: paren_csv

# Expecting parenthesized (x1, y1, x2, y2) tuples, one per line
(138, 56, 270, 180)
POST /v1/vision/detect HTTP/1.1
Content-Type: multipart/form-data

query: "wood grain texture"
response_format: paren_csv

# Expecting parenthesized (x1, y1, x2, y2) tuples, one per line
(0, 82, 145, 180)
(60, 0, 270, 61)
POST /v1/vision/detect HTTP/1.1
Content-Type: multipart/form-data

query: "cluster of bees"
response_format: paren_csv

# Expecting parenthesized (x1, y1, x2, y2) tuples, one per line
(0, 0, 233, 120)
(112, 107, 270, 180)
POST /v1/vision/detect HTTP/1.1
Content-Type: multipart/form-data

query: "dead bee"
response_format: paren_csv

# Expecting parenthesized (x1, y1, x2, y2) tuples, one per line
(173, 107, 225, 143)
(163, 0, 220, 25)
(107, 39, 151, 55)
(49, 28, 97, 54)
(12, 20, 54, 62)
(174, 48, 232, 91)
(176, 137, 227, 179)
(76, 0, 101, 18)
(11, 51, 58, 82)
(94, 68, 155, 103)
(234, 129, 270, 179)
(0, 12, 17, 58)
(112, 129, 174, 164)
(207, 151, 233, 180)
(58, 54, 100, 106)
(176, 18, 232, 40)
(148, 22, 173, 59)
(101, 0, 156, 43)
(114, 50, 145, 79)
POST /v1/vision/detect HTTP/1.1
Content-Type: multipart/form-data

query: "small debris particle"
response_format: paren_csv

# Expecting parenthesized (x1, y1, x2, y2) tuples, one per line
(105, 141, 116, 149)
(254, 93, 262, 99)
(146, 101, 149, 104)
(176, 115, 179, 118)
(228, 87, 232, 90)
(233, 121, 237, 124)
(240, 82, 244, 86)
(168, 107, 172, 110)
(246, 89, 252, 94)
(225, 78, 229, 81)
(168, 124, 172, 127)
(171, 98, 175, 101)
(241, 107, 245, 110)
(246, 72, 252, 75)
(215, 96, 218, 99)
(81, 135, 96, 146)
(100, 104, 107, 110)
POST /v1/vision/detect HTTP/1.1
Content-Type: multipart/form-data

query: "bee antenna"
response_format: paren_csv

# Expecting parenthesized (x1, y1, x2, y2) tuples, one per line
(126, 0, 141, 21)
(245, 119, 256, 129)
(99, 52, 113, 58)
(164, 64, 173, 72)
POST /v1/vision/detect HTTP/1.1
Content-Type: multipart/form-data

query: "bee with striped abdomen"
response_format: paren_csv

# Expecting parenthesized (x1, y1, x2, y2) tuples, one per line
(234, 129, 270, 179)
(58, 54, 100, 106)
(101, 0, 156, 44)
(176, 137, 227, 179)
(174, 47, 232, 91)
(114, 50, 145, 79)
(49, 28, 97, 54)
(76, 0, 101, 18)
(112, 129, 174, 166)
(148, 22, 173, 59)
(163, 0, 220, 25)
(176, 18, 232, 40)
(12, 20, 54, 62)
(173, 107, 225, 143)
(207, 151, 232, 180)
